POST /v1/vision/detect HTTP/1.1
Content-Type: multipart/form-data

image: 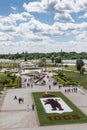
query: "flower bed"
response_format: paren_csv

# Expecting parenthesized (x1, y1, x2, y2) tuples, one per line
(42, 92, 55, 97)
(54, 75, 76, 86)
(33, 92, 87, 126)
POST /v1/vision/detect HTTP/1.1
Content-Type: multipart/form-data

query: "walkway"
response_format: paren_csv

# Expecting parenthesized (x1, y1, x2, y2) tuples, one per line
(0, 81, 87, 130)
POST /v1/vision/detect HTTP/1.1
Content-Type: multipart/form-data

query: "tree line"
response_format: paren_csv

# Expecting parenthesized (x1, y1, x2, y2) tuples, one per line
(0, 51, 86, 74)
(0, 51, 87, 60)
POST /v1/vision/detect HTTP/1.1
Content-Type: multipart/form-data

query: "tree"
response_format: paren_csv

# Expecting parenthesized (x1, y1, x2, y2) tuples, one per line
(42, 57, 47, 71)
(24, 56, 27, 62)
(55, 56, 62, 64)
(76, 59, 84, 73)
(24, 52, 28, 61)
(38, 57, 46, 68)
(41, 57, 46, 62)
(51, 55, 55, 63)
(80, 67, 85, 74)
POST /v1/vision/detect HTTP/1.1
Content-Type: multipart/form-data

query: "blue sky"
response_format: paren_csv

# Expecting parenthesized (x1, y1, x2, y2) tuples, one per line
(0, 0, 87, 54)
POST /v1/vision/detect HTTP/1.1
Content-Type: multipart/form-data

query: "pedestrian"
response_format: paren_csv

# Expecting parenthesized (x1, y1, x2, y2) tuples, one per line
(49, 85, 51, 90)
(32, 104, 35, 110)
(27, 83, 30, 87)
(31, 83, 33, 88)
(65, 89, 66, 93)
(76, 87, 77, 93)
(14, 95, 17, 100)
(59, 85, 61, 89)
(74, 87, 76, 93)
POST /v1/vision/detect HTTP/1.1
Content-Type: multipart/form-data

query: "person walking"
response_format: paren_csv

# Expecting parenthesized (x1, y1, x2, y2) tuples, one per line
(49, 85, 51, 90)
(32, 104, 35, 110)
(14, 96, 17, 100)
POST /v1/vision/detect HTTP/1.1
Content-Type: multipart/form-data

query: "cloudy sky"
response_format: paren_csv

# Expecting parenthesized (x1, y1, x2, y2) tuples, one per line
(0, 0, 87, 54)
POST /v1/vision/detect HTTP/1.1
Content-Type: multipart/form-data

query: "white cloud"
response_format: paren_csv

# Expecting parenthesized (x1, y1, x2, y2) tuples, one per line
(11, 6, 17, 11)
(23, 0, 75, 13)
(0, 11, 87, 39)
(79, 13, 87, 19)
(0, 0, 87, 54)
(0, 32, 10, 41)
(0, 12, 32, 26)
(76, 32, 87, 40)
(54, 13, 74, 22)
(0, 35, 87, 54)
(76, 0, 87, 11)
(23, 2, 45, 13)
(23, 0, 87, 22)
(0, 12, 87, 50)
(53, 41, 87, 52)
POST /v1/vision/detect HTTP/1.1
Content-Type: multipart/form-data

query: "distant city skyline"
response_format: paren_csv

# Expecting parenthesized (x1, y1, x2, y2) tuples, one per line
(0, 0, 87, 54)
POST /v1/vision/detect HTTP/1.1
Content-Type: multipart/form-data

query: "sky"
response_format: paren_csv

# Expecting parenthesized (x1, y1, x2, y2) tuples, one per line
(0, 0, 87, 54)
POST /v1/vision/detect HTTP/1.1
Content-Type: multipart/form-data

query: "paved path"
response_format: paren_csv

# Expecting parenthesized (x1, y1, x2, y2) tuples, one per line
(4, 123, 87, 130)
(0, 82, 87, 130)
(62, 87, 87, 115)
(0, 89, 39, 129)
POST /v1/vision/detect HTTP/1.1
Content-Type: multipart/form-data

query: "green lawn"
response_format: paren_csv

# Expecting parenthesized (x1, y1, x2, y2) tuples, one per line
(0, 72, 20, 91)
(0, 62, 18, 69)
(63, 71, 87, 89)
(33, 92, 87, 126)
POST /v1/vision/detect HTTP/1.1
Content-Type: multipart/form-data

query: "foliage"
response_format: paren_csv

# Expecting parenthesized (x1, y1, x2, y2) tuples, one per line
(0, 72, 20, 90)
(54, 72, 76, 86)
(38, 57, 46, 68)
(0, 51, 87, 60)
(63, 71, 87, 89)
(51, 55, 55, 63)
(0, 62, 18, 69)
(80, 67, 85, 74)
(76, 59, 84, 72)
(55, 56, 62, 64)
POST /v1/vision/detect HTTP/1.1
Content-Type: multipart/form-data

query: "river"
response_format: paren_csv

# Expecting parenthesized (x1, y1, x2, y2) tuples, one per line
(62, 60, 87, 65)
(0, 59, 87, 65)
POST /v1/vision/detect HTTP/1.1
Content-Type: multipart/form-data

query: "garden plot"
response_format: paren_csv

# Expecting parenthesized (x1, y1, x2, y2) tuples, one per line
(40, 97, 73, 114)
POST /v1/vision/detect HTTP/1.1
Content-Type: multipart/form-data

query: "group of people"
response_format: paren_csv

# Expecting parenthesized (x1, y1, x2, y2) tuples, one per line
(24, 78, 34, 88)
(64, 87, 78, 93)
(27, 82, 33, 88)
(14, 96, 24, 104)
(14, 95, 35, 111)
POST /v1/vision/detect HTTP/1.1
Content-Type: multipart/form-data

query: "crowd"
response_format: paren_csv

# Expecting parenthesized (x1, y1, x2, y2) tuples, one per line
(64, 87, 78, 93)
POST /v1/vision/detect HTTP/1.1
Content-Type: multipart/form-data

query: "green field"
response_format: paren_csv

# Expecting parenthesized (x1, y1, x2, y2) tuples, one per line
(63, 71, 87, 89)
(0, 72, 20, 91)
(33, 92, 87, 126)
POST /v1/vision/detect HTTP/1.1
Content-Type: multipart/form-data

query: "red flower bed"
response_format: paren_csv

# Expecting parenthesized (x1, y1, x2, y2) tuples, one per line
(47, 114, 80, 121)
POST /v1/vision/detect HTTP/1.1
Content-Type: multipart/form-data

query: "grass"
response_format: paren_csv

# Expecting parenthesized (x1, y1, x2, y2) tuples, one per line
(63, 71, 87, 89)
(0, 72, 20, 91)
(64, 65, 76, 71)
(0, 62, 18, 69)
(33, 92, 87, 126)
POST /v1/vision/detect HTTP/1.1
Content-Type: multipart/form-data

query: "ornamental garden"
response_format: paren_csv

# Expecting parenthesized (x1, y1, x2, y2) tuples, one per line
(33, 92, 87, 126)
